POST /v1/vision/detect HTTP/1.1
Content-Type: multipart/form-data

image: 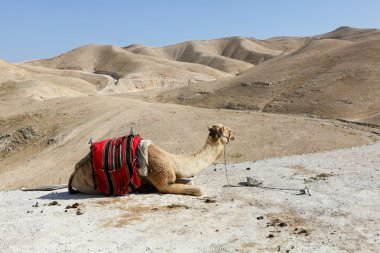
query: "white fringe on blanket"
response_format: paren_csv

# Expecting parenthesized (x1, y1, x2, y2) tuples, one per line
(137, 140, 153, 177)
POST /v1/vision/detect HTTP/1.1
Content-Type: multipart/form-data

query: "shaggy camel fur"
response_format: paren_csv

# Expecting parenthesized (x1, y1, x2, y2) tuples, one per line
(68, 124, 235, 196)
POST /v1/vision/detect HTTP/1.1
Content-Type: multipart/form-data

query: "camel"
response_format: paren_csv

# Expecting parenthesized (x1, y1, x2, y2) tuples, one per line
(68, 124, 235, 196)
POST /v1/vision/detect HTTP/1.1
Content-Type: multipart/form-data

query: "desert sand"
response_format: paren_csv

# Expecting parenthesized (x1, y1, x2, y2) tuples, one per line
(0, 26, 379, 252)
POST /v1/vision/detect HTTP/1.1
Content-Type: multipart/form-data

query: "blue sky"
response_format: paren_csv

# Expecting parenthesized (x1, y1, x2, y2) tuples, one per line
(1, 0, 379, 63)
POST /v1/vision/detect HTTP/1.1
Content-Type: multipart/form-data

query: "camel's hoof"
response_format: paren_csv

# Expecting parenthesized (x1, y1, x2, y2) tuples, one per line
(193, 188, 203, 196)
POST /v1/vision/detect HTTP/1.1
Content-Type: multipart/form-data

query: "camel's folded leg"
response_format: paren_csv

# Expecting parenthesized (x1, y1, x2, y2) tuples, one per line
(156, 183, 202, 196)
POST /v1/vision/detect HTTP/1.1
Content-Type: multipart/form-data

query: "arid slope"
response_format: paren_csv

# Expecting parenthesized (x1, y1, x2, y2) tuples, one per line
(1, 26, 379, 190)
(0, 59, 101, 115)
(142, 27, 380, 124)
(0, 95, 377, 190)
(124, 36, 290, 75)
(24, 44, 230, 92)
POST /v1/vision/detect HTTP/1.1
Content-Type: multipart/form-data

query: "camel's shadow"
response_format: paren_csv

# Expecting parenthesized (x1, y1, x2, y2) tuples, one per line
(38, 187, 158, 200)
(38, 191, 103, 200)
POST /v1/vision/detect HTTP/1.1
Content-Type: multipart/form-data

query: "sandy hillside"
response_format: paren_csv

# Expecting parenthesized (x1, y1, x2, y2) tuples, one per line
(132, 27, 380, 124)
(19, 27, 380, 124)
(314, 26, 380, 41)
(1, 142, 379, 252)
(124, 36, 287, 75)
(0, 59, 102, 112)
(24, 44, 230, 91)
(1, 94, 377, 190)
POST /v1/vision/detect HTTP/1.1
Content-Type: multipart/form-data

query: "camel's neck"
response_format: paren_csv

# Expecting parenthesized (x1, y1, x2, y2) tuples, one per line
(169, 139, 225, 178)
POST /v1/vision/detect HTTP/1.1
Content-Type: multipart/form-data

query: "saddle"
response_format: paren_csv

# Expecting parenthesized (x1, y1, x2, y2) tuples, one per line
(90, 134, 142, 196)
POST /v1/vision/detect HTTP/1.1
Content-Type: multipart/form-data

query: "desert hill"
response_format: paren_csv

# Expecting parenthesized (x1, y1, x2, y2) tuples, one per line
(24, 44, 230, 92)
(124, 36, 289, 74)
(314, 26, 380, 41)
(23, 27, 380, 125)
(1, 26, 379, 190)
(140, 27, 380, 124)
(0, 59, 102, 115)
(0, 95, 376, 190)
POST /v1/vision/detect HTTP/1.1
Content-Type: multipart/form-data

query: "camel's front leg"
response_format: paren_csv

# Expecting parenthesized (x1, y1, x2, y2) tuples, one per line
(147, 169, 202, 196)
(156, 183, 202, 196)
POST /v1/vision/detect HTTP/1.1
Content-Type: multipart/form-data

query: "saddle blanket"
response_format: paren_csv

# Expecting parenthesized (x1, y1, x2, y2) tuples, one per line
(90, 134, 143, 196)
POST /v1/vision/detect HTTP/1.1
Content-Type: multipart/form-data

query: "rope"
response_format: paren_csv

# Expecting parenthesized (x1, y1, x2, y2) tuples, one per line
(224, 182, 311, 196)
(252, 185, 311, 196)
(223, 145, 230, 186)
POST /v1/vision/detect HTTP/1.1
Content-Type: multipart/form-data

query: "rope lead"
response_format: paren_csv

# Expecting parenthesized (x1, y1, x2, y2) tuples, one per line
(223, 145, 230, 186)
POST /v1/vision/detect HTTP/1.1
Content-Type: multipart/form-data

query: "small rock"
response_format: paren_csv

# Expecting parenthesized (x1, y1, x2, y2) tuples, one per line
(48, 201, 58, 206)
(294, 228, 308, 235)
(205, 198, 216, 203)
(246, 167, 251, 170)
(32, 202, 39, 208)
(76, 209, 84, 215)
(267, 234, 274, 238)
(246, 177, 263, 186)
(65, 203, 80, 209)
(297, 228, 307, 233)
(46, 138, 56, 145)
(267, 218, 284, 227)
(256, 216, 264, 220)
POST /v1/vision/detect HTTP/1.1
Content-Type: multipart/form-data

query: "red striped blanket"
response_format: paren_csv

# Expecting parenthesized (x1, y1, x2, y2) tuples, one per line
(90, 134, 142, 196)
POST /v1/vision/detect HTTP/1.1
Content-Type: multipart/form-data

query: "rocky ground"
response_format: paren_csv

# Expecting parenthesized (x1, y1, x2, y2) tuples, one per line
(1, 142, 379, 253)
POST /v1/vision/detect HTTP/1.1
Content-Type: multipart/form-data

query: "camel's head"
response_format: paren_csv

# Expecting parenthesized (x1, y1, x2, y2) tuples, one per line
(208, 124, 235, 144)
